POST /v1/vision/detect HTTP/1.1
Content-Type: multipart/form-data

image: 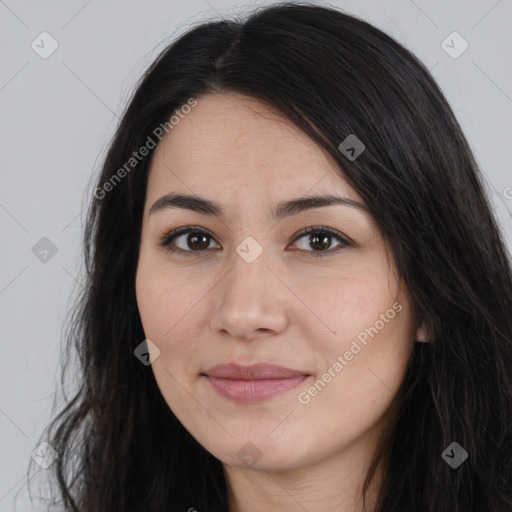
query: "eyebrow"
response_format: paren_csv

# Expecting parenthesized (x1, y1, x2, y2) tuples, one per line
(148, 192, 367, 220)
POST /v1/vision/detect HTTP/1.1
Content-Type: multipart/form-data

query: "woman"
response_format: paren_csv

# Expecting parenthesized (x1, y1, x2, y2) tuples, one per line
(33, 2, 512, 511)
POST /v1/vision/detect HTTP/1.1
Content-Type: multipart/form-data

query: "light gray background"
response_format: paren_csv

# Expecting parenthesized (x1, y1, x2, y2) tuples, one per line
(1, 0, 511, 510)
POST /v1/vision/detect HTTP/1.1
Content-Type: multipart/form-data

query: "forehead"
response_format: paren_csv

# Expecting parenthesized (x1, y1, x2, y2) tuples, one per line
(146, 92, 360, 208)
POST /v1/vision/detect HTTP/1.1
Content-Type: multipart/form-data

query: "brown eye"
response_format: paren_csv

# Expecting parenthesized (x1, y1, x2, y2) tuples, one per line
(159, 226, 220, 255)
(184, 232, 210, 250)
(290, 226, 351, 257)
(159, 225, 350, 258)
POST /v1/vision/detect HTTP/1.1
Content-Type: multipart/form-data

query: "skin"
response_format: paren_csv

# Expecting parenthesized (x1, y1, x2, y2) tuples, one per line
(135, 92, 427, 512)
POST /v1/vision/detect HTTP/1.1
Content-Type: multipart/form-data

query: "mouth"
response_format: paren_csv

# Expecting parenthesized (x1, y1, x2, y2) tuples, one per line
(201, 362, 310, 403)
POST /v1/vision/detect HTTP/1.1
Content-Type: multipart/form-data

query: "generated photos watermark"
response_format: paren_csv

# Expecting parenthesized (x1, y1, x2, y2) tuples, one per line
(297, 301, 403, 404)
(94, 97, 198, 200)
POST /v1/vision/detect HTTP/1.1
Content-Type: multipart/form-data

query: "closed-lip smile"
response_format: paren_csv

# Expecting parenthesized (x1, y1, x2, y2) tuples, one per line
(201, 362, 310, 403)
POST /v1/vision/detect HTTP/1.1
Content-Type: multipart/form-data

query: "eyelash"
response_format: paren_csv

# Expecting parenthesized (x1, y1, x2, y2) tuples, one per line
(158, 225, 351, 258)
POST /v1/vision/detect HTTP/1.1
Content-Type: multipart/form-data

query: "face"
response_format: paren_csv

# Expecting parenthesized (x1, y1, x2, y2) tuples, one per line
(135, 92, 421, 472)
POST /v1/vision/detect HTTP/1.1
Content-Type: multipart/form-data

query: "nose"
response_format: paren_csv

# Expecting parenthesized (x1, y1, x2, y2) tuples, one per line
(209, 247, 289, 341)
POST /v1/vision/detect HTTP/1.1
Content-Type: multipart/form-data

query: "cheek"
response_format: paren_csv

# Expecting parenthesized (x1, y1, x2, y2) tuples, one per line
(294, 296, 412, 455)
(290, 265, 404, 350)
(135, 264, 203, 415)
(136, 244, 185, 330)
(293, 266, 413, 404)
(304, 289, 413, 410)
(136, 266, 169, 342)
(135, 257, 214, 371)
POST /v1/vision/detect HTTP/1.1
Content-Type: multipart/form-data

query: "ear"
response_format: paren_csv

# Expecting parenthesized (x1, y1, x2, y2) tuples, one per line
(415, 321, 429, 343)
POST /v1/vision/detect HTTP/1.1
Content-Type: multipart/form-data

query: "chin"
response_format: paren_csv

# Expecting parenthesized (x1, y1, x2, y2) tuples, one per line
(203, 434, 310, 472)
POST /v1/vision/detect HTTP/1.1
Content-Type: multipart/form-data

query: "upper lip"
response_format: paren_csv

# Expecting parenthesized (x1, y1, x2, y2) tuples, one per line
(203, 362, 309, 380)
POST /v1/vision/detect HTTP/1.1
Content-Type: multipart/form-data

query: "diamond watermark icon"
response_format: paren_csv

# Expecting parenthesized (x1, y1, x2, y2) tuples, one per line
(237, 442, 262, 468)
(134, 338, 161, 366)
(32, 237, 58, 263)
(31, 32, 59, 59)
(441, 32, 468, 59)
(31, 442, 58, 469)
(236, 236, 263, 264)
(441, 441, 468, 468)
(338, 134, 365, 161)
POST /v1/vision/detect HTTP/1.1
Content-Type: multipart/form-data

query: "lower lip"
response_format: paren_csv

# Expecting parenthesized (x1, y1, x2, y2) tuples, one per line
(205, 375, 308, 403)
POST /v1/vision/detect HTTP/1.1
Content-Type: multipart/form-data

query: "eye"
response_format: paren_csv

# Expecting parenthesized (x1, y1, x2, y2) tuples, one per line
(159, 225, 351, 257)
(159, 226, 220, 255)
(289, 225, 351, 257)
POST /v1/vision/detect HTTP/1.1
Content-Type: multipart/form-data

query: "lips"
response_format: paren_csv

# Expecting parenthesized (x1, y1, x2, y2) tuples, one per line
(202, 363, 310, 403)
(204, 362, 307, 380)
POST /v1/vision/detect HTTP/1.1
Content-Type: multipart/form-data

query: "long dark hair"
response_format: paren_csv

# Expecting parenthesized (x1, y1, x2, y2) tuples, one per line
(29, 2, 512, 511)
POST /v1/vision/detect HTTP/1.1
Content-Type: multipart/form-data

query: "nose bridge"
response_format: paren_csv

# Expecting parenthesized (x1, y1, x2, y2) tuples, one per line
(210, 240, 288, 338)
(224, 241, 275, 308)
